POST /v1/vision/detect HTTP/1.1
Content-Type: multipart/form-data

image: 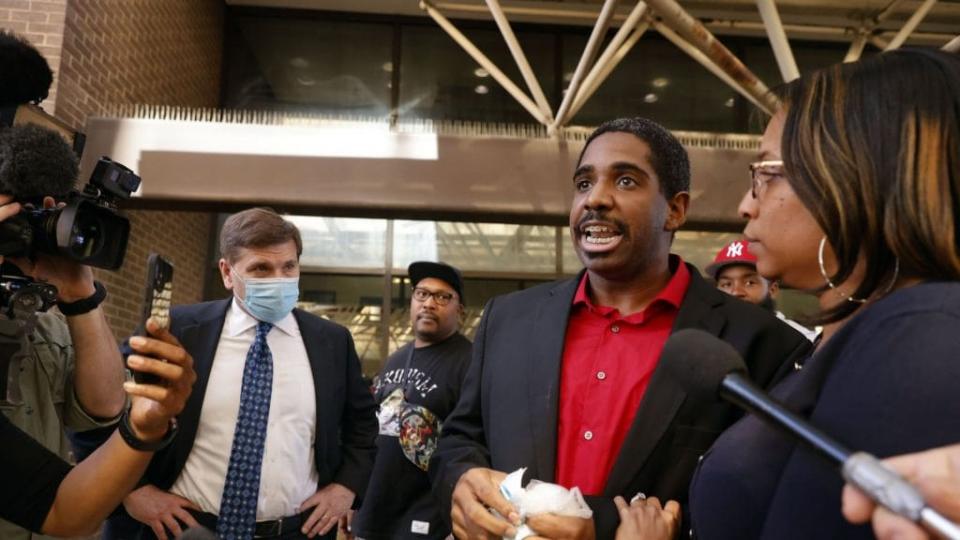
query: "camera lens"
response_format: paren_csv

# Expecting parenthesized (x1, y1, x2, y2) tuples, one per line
(68, 211, 103, 259)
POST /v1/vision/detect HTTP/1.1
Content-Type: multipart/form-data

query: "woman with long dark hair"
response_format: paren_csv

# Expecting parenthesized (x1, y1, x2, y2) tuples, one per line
(612, 48, 960, 540)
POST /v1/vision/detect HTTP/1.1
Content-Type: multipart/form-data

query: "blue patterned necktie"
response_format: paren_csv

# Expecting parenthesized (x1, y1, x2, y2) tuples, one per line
(218, 321, 274, 540)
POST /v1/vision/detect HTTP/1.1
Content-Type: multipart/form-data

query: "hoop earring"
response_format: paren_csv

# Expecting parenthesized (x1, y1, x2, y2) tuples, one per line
(818, 236, 900, 304)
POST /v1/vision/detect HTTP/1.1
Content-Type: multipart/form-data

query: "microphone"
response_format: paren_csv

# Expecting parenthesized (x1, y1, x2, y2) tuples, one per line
(0, 123, 78, 199)
(664, 328, 960, 540)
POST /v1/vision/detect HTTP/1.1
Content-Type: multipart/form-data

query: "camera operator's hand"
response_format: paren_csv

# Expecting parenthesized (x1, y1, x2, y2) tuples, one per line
(0, 194, 22, 229)
(36, 317, 195, 537)
(2, 194, 129, 417)
(124, 318, 195, 441)
(121, 319, 195, 536)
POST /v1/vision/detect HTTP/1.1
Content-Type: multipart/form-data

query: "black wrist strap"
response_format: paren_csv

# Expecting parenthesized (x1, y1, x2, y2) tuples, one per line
(118, 409, 178, 452)
(57, 281, 107, 316)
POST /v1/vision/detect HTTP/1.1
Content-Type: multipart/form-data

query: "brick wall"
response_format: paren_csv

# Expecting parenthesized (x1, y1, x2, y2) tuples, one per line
(55, 0, 224, 129)
(0, 0, 68, 112)
(52, 0, 225, 337)
(99, 210, 215, 337)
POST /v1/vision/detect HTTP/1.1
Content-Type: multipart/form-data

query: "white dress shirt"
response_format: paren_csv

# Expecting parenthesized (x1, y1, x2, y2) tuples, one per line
(171, 299, 319, 519)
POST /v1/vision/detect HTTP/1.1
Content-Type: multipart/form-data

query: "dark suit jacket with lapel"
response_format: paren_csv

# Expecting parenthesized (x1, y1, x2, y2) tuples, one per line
(431, 264, 812, 538)
(143, 299, 378, 502)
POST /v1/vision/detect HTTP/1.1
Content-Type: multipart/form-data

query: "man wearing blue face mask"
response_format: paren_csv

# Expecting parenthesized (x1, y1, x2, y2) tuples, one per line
(105, 207, 378, 540)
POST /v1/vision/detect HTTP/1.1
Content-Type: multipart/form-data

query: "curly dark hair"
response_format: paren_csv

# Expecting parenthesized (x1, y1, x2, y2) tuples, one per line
(0, 31, 53, 107)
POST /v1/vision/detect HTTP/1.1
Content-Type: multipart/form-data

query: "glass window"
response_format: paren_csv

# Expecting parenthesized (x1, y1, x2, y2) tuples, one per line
(224, 15, 393, 116)
(565, 34, 740, 132)
(394, 220, 559, 274)
(399, 25, 556, 123)
(288, 216, 387, 269)
(561, 228, 583, 275)
(393, 220, 439, 267)
(298, 273, 387, 374)
(738, 38, 851, 131)
(742, 39, 850, 86)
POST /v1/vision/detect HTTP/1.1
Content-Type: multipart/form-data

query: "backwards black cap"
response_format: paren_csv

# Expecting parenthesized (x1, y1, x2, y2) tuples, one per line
(408, 261, 465, 303)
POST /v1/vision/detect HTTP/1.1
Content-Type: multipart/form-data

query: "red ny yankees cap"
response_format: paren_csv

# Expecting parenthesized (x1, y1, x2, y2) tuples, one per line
(705, 240, 758, 280)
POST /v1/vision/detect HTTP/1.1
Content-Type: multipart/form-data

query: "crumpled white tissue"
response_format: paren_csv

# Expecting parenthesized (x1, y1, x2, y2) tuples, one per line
(498, 468, 593, 540)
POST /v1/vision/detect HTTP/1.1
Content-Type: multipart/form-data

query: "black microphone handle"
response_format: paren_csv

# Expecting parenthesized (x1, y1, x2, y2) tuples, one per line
(721, 373, 852, 465)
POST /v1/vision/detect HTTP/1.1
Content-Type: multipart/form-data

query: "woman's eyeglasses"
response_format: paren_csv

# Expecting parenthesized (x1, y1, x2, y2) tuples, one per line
(748, 160, 785, 198)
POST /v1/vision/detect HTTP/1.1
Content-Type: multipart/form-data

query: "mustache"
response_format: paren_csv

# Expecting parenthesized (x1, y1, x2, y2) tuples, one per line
(575, 211, 629, 235)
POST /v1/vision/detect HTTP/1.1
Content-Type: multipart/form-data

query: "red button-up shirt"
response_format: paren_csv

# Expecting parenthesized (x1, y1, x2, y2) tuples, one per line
(555, 259, 691, 495)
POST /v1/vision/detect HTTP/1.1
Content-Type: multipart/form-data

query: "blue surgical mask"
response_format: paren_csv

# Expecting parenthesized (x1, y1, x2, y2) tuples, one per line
(232, 269, 300, 323)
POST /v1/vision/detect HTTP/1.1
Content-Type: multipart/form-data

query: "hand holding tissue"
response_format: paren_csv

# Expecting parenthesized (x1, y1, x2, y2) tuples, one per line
(498, 468, 594, 540)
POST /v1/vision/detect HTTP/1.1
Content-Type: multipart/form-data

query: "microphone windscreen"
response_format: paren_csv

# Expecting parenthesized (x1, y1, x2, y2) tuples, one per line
(0, 31, 53, 106)
(662, 328, 748, 401)
(179, 527, 219, 540)
(0, 124, 78, 199)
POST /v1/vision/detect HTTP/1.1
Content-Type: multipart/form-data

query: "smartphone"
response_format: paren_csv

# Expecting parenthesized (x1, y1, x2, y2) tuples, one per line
(132, 254, 174, 385)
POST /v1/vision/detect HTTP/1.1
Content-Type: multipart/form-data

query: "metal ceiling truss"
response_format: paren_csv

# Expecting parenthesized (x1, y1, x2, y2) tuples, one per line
(419, 0, 959, 131)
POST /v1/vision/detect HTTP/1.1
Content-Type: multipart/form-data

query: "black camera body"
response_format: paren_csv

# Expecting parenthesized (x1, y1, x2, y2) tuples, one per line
(0, 157, 140, 270)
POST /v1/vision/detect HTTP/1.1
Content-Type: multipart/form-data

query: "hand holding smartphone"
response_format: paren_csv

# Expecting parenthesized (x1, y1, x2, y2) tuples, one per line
(132, 254, 173, 385)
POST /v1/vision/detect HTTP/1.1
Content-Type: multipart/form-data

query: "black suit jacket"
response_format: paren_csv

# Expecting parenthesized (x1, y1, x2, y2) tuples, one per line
(431, 264, 812, 538)
(143, 298, 378, 501)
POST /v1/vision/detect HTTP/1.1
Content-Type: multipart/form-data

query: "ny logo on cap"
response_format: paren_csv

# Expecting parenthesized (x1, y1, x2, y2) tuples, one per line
(726, 242, 745, 258)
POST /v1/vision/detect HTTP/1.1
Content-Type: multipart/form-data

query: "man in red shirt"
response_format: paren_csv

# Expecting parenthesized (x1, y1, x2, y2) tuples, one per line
(430, 117, 812, 539)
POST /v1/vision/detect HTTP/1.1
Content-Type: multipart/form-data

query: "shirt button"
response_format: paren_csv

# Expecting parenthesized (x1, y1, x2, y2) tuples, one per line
(611, 325, 620, 334)
(596, 371, 607, 380)
(584, 430, 594, 441)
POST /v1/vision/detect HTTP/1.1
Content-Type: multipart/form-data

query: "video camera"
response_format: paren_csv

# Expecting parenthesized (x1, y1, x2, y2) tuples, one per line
(0, 154, 140, 270)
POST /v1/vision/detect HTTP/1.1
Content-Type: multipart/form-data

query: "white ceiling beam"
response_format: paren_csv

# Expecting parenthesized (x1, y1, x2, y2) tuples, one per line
(651, 19, 771, 114)
(551, 0, 619, 131)
(756, 0, 799, 82)
(486, 0, 554, 122)
(567, 2, 650, 122)
(645, 0, 777, 114)
(419, 0, 551, 126)
(885, 0, 938, 50)
(943, 34, 960, 53)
